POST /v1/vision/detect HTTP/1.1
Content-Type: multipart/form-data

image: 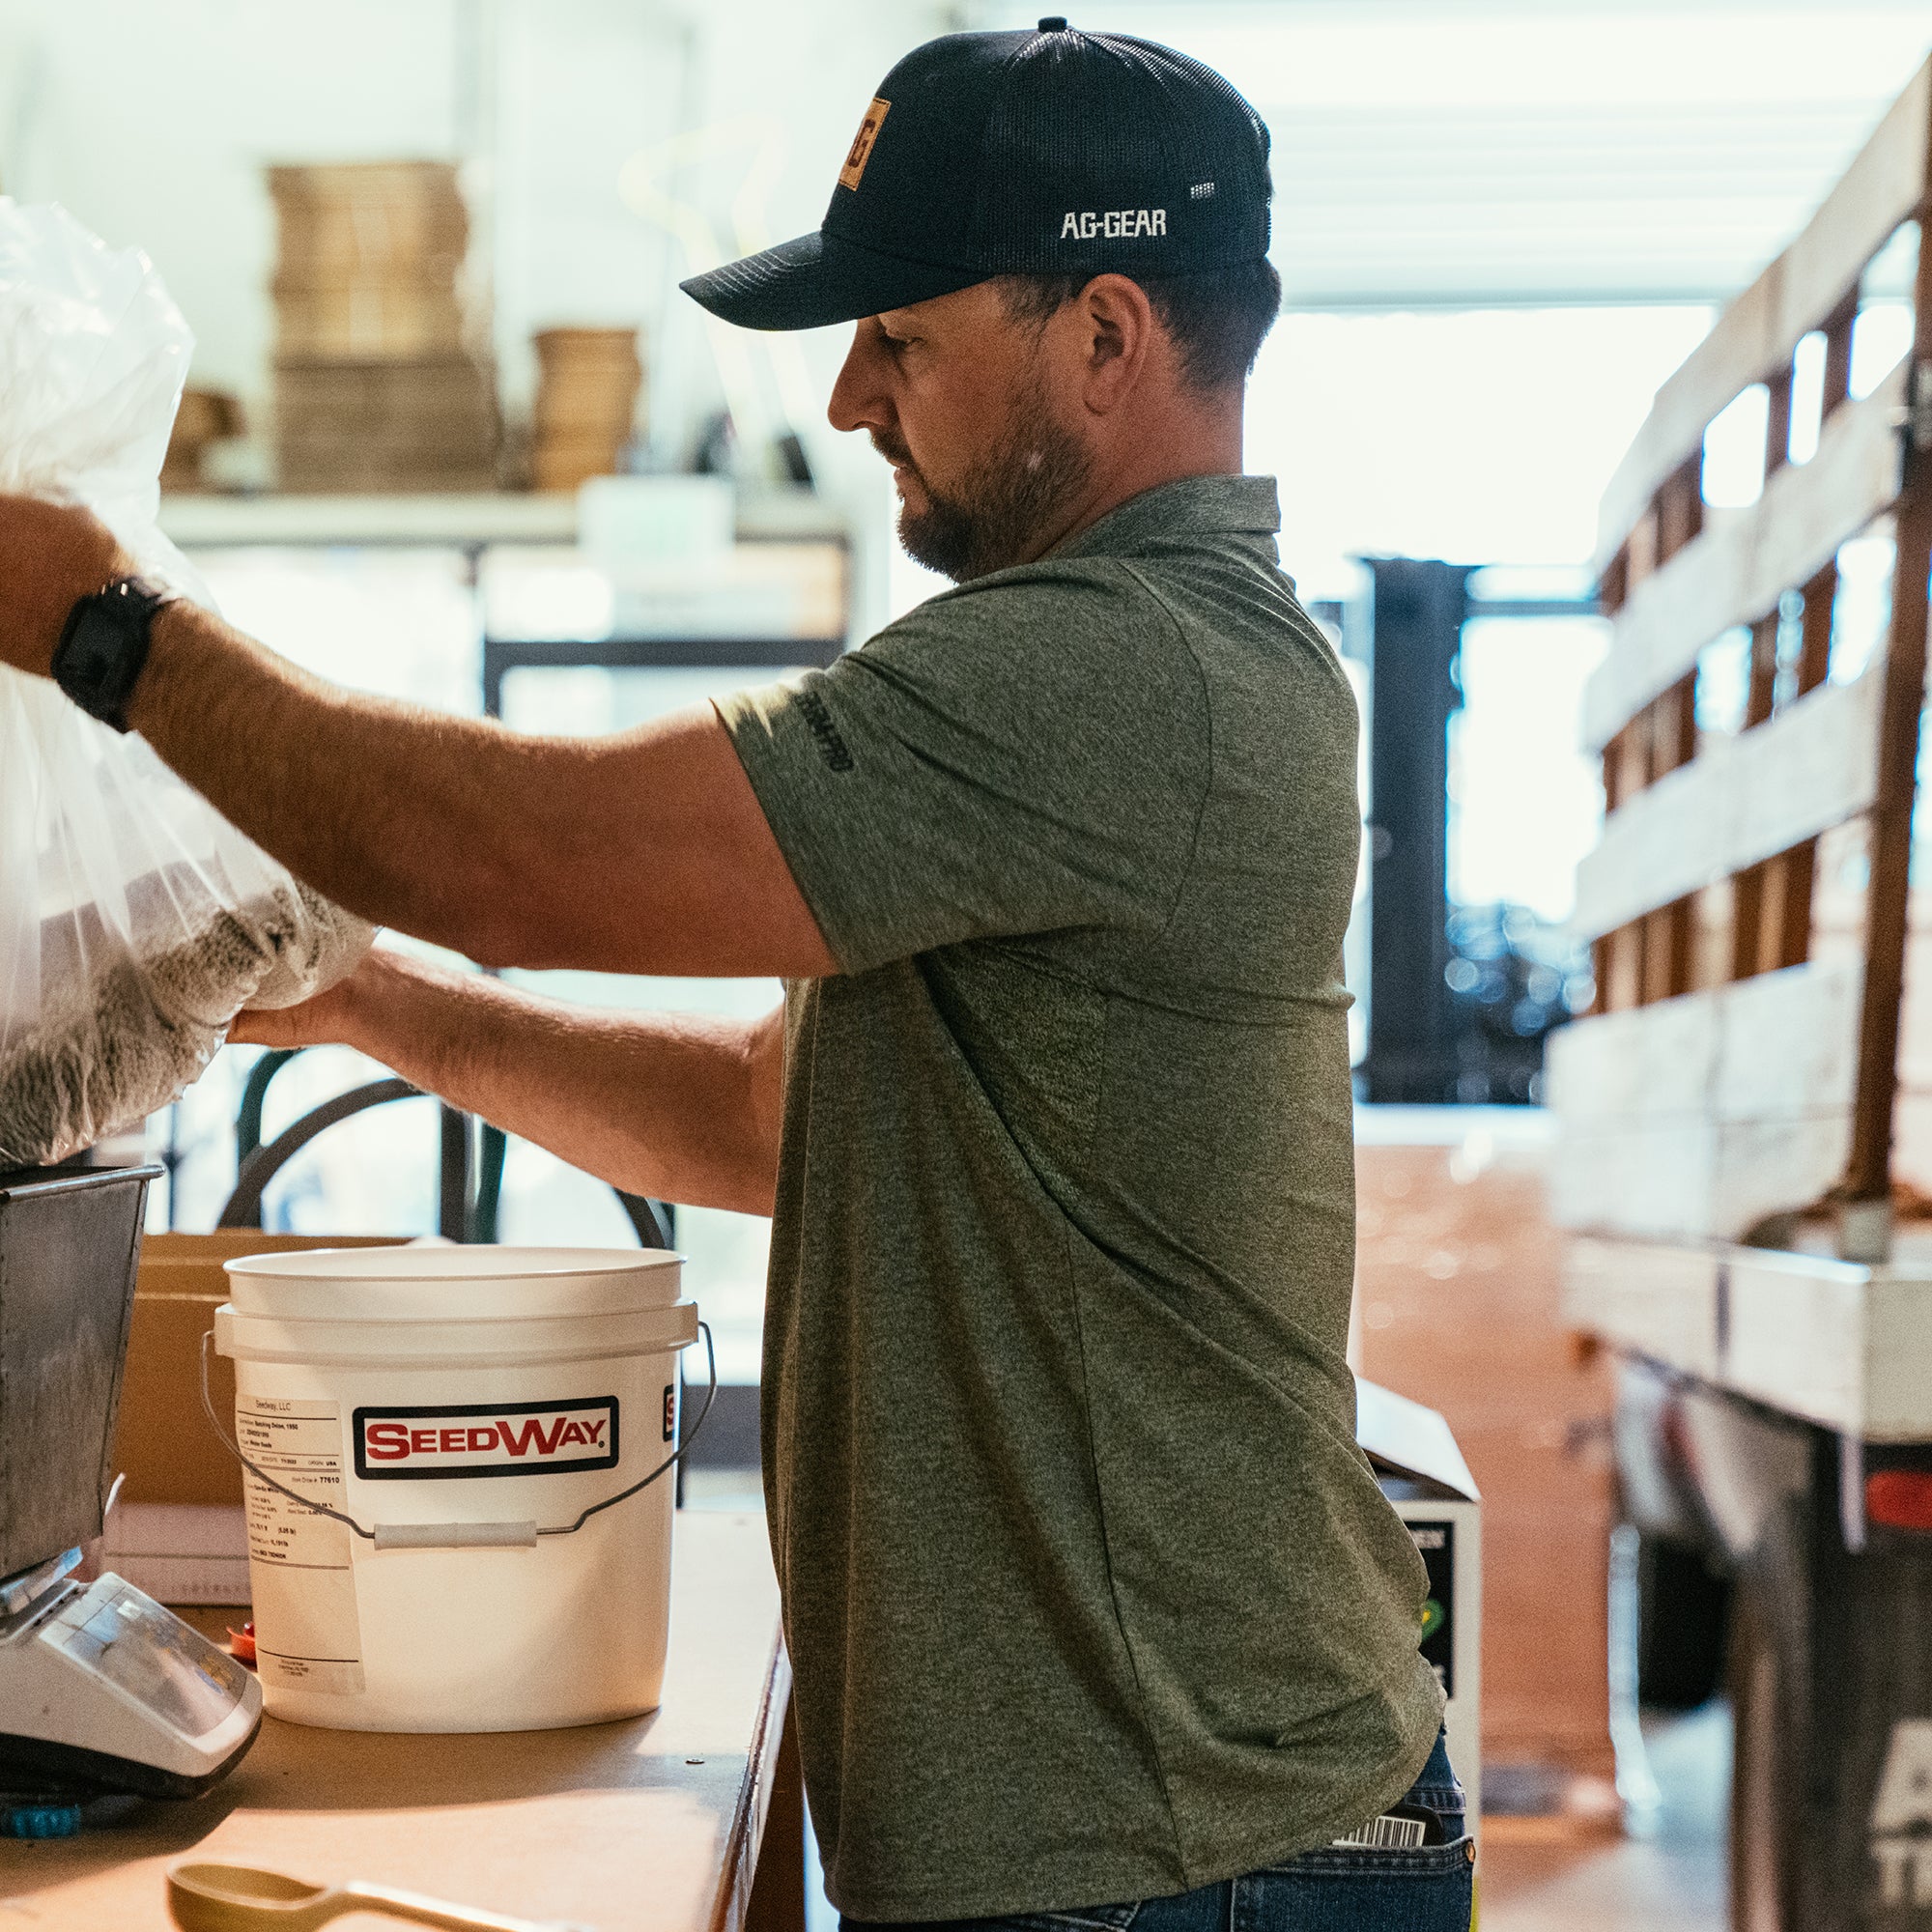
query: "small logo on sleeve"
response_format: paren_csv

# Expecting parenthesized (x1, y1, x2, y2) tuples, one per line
(355, 1399, 620, 1479)
(838, 98, 892, 190)
(795, 690, 854, 772)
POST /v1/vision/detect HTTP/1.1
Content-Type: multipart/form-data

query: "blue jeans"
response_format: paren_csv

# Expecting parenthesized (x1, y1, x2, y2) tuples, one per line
(843, 1732, 1473, 1932)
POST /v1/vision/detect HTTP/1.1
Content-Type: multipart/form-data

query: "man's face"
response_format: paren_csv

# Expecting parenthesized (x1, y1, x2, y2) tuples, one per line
(827, 281, 1093, 582)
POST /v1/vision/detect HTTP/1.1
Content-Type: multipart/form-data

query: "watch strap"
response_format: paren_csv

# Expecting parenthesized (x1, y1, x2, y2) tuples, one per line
(51, 576, 179, 733)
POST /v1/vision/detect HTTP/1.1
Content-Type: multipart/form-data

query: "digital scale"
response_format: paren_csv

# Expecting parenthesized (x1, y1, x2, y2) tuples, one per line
(0, 1545, 261, 1808)
(0, 1163, 263, 1833)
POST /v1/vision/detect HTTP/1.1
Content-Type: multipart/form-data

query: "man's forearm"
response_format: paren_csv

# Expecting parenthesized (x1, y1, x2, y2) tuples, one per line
(329, 951, 783, 1216)
(131, 602, 516, 960)
(126, 599, 836, 979)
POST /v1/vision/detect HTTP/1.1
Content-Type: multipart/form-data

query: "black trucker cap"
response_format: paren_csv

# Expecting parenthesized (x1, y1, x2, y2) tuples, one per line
(681, 18, 1271, 331)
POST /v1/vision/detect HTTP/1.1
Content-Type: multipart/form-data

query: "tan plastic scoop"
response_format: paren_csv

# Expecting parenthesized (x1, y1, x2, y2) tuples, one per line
(165, 1861, 588, 1932)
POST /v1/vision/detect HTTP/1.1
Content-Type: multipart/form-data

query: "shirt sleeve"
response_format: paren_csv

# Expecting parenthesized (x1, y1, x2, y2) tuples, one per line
(715, 563, 1211, 976)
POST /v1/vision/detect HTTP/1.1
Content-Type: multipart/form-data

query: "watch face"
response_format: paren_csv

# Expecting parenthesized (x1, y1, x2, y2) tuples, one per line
(65, 605, 127, 689)
(54, 581, 162, 730)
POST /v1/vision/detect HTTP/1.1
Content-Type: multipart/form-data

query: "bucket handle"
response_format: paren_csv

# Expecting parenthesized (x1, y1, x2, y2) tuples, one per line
(198, 1322, 717, 1550)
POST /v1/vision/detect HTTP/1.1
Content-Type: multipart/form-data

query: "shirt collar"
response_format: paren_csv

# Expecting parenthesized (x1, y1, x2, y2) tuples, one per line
(1053, 473, 1282, 561)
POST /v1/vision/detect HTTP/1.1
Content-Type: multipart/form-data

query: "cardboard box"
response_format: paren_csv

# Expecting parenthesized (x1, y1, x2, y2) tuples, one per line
(113, 1232, 403, 1509)
(96, 1501, 250, 1605)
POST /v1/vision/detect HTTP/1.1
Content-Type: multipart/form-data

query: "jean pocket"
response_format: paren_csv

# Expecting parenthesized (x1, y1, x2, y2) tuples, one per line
(1244, 1838, 1474, 1932)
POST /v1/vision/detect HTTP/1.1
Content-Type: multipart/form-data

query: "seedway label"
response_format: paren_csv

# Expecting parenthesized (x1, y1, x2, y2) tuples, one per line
(354, 1398, 620, 1480)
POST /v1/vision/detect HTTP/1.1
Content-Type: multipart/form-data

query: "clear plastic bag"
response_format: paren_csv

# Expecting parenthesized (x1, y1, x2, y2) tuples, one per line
(0, 202, 373, 1167)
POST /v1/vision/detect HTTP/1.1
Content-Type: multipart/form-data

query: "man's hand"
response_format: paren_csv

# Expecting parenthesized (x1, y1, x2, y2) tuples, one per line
(0, 496, 132, 677)
(227, 955, 378, 1054)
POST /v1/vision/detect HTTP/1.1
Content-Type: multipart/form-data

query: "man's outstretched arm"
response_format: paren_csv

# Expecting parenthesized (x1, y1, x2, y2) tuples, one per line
(232, 949, 786, 1217)
(0, 497, 839, 980)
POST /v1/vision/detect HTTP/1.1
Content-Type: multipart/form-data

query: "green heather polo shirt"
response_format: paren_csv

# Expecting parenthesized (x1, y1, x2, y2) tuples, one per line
(716, 474, 1443, 1923)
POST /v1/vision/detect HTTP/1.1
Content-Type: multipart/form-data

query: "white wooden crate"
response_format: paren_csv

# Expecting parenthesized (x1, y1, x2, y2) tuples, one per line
(1567, 1234, 1932, 1440)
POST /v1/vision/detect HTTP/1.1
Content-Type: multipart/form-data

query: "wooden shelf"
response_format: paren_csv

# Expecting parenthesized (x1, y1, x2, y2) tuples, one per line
(158, 486, 848, 552)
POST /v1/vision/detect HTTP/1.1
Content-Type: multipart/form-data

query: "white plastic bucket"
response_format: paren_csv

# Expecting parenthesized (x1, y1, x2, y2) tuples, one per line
(213, 1245, 696, 1733)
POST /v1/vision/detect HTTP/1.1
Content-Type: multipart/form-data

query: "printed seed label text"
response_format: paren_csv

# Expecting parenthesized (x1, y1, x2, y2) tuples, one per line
(354, 1398, 620, 1480)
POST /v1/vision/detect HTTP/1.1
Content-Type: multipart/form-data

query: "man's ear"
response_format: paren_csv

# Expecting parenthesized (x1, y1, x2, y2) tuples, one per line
(1068, 273, 1156, 415)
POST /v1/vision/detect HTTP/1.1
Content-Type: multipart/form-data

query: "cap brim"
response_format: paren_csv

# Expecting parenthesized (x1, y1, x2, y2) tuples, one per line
(680, 230, 990, 331)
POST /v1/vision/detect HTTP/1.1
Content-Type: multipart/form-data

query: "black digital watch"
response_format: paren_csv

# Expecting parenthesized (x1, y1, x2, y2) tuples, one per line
(50, 576, 179, 733)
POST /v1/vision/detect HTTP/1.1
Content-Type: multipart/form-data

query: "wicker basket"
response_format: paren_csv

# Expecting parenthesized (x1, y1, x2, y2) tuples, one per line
(531, 327, 643, 492)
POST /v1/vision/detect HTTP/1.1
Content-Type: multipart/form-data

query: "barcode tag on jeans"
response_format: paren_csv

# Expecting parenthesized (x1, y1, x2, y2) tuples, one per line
(1332, 1812, 1429, 1850)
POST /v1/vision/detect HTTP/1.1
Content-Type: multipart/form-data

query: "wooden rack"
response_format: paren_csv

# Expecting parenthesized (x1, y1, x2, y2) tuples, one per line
(1548, 56, 1932, 1255)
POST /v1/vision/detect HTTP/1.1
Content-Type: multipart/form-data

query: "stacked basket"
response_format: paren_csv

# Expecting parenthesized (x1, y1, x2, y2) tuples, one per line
(269, 161, 498, 493)
(160, 388, 243, 495)
(531, 327, 644, 493)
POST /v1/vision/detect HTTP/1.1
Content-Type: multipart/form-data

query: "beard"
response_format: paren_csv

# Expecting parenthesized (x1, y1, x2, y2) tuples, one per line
(873, 375, 1093, 583)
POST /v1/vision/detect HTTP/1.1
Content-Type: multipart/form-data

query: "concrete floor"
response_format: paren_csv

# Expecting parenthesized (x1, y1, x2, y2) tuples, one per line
(1481, 1704, 1731, 1930)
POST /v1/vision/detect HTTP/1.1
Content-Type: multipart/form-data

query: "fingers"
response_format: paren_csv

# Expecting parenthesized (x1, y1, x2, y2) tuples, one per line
(226, 1011, 302, 1050)
(228, 980, 361, 1052)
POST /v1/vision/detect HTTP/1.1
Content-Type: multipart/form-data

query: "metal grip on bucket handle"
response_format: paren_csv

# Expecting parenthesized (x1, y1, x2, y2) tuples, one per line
(198, 1321, 718, 1551)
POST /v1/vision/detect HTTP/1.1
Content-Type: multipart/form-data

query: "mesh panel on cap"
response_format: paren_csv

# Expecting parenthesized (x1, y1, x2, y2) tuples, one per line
(970, 30, 1270, 272)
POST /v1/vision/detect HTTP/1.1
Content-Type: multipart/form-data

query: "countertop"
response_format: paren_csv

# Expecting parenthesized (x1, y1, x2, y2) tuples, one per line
(0, 1511, 798, 1932)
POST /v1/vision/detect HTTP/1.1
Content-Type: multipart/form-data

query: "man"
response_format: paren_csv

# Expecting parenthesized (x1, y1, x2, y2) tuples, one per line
(0, 20, 1467, 1931)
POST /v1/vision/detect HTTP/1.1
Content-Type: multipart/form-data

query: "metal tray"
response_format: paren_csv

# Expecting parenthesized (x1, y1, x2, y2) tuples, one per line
(0, 1164, 161, 1578)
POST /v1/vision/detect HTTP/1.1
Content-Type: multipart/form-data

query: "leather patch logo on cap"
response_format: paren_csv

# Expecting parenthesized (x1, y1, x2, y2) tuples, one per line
(838, 97, 891, 190)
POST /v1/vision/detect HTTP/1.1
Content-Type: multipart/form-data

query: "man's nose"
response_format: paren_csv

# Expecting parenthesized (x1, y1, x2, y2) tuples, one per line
(828, 327, 889, 435)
